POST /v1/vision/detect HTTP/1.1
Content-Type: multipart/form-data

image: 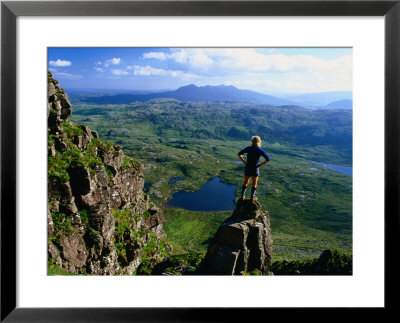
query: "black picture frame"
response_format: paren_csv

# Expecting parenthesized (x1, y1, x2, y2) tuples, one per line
(1, 1, 399, 321)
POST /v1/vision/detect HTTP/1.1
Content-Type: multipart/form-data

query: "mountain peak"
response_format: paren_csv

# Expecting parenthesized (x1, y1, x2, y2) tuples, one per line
(82, 83, 297, 106)
(179, 84, 197, 89)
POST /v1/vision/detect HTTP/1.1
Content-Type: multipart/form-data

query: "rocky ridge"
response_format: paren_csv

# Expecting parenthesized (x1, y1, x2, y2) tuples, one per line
(47, 72, 170, 275)
(200, 199, 273, 275)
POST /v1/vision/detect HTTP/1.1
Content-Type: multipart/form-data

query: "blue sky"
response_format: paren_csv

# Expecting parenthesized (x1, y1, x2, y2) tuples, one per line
(48, 47, 352, 94)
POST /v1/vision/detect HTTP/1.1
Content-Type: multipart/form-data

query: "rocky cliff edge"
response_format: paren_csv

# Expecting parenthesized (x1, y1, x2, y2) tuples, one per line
(47, 72, 170, 275)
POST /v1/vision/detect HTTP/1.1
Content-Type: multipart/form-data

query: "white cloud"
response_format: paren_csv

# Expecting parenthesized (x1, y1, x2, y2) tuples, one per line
(179, 72, 199, 81)
(95, 67, 104, 72)
(143, 50, 213, 68)
(169, 51, 187, 64)
(215, 49, 352, 74)
(111, 69, 128, 76)
(110, 58, 121, 65)
(132, 65, 198, 80)
(49, 59, 72, 67)
(143, 52, 168, 60)
(104, 57, 121, 67)
(143, 48, 351, 74)
(191, 52, 213, 67)
(52, 72, 82, 80)
(141, 48, 352, 92)
(168, 51, 213, 67)
(220, 68, 352, 93)
(133, 65, 165, 76)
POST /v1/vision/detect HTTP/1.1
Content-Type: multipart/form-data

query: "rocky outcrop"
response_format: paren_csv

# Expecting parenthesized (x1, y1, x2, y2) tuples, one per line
(47, 72, 170, 275)
(200, 199, 273, 275)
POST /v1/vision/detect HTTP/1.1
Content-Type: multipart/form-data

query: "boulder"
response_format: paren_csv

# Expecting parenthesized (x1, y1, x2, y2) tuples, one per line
(201, 199, 273, 275)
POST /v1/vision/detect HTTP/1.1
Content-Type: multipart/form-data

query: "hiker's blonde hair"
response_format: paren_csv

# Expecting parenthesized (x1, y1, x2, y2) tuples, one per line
(251, 136, 262, 147)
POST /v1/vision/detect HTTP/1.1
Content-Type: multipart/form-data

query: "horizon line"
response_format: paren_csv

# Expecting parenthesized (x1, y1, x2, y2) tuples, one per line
(63, 84, 353, 95)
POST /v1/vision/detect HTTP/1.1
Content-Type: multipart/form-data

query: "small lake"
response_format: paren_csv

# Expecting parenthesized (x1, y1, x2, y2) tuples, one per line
(164, 177, 237, 212)
(312, 161, 352, 176)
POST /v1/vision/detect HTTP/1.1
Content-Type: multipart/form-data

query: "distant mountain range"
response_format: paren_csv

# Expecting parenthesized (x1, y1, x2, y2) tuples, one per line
(325, 99, 353, 109)
(282, 91, 353, 107)
(80, 84, 295, 106)
(78, 84, 352, 109)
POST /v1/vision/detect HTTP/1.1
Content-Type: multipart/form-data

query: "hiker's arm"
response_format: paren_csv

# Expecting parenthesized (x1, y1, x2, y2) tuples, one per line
(257, 157, 269, 167)
(238, 154, 247, 165)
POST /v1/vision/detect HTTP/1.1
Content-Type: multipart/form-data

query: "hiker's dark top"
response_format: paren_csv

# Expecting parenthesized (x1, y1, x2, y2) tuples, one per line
(238, 146, 270, 166)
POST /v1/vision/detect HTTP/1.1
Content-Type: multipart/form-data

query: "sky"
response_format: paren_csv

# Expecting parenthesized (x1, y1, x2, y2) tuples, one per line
(48, 47, 352, 95)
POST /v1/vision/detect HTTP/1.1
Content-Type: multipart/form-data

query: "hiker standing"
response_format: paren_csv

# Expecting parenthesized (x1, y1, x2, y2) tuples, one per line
(237, 136, 270, 201)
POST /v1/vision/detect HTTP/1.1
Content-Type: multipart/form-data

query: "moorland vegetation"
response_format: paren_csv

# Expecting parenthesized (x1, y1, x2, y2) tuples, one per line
(69, 97, 352, 265)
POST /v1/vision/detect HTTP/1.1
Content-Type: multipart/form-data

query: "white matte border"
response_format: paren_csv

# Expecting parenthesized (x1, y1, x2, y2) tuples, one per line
(17, 17, 384, 308)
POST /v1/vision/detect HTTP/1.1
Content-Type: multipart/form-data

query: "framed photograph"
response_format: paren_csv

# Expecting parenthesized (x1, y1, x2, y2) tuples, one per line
(1, 0, 399, 320)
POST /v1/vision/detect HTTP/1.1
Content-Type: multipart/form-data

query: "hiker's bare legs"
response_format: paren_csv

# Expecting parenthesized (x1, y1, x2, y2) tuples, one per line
(240, 176, 250, 199)
(241, 176, 259, 200)
(250, 176, 258, 200)
(251, 176, 258, 188)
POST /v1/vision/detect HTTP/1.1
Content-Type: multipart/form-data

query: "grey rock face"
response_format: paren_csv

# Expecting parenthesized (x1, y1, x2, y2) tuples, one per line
(48, 144, 56, 157)
(48, 82, 56, 99)
(207, 245, 240, 275)
(48, 76, 72, 122)
(48, 243, 62, 267)
(47, 72, 169, 275)
(47, 209, 54, 236)
(89, 205, 115, 242)
(61, 231, 88, 270)
(48, 178, 77, 215)
(201, 199, 273, 275)
(60, 92, 73, 120)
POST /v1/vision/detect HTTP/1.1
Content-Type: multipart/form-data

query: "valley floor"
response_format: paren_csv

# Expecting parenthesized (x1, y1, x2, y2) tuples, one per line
(70, 102, 353, 262)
